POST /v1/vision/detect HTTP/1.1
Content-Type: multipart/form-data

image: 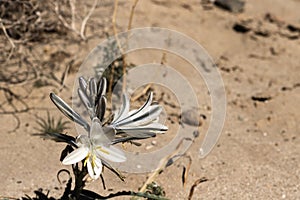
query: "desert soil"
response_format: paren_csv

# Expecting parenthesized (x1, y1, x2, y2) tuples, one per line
(0, 0, 299, 199)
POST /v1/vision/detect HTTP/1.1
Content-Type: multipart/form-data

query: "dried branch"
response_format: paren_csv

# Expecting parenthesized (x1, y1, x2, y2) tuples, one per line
(0, 18, 15, 62)
(137, 137, 193, 197)
(187, 177, 208, 200)
(112, 0, 123, 52)
(127, 0, 140, 31)
(69, 0, 76, 30)
(131, 84, 152, 101)
(53, 1, 79, 34)
(80, 0, 98, 40)
(120, 0, 140, 92)
(0, 19, 15, 49)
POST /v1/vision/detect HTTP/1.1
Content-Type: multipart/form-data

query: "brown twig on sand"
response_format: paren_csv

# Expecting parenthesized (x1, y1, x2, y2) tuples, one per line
(0, 18, 15, 62)
(110, 0, 122, 95)
(112, 0, 140, 93)
(135, 137, 193, 199)
(112, 0, 123, 52)
(131, 84, 152, 102)
(69, 0, 76, 30)
(80, 0, 98, 40)
(54, 1, 78, 33)
(54, 0, 98, 40)
(120, 0, 140, 92)
(187, 177, 208, 200)
(128, 0, 140, 31)
(181, 155, 192, 188)
(0, 19, 15, 49)
(160, 52, 167, 65)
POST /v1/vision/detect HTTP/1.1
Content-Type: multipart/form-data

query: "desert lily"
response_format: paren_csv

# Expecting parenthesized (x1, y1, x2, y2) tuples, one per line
(48, 76, 167, 179)
(62, 117, 126, 180)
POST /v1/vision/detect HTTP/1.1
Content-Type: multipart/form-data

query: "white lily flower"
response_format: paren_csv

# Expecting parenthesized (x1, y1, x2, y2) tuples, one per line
(62, 117, 126, 180)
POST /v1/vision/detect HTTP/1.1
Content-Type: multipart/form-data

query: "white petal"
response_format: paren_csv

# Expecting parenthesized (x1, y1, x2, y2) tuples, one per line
(114, 92, 153, 125)
(89, 78, 97, 99)
(112, 93, 130, 123)
(50, 93, 89, 130)
(117, 129, 156, 138)
(126, 92, 153, 119)
(96, 145, 126, 163)
(87, 156, 102, 180)
(98, 77, 107, 96)
(79, 76, 88, 92)
(116, 105, 162, 127)
(116, 122, 168, 132)
(90, 117, 110, 144)
(76, 134, 89, 145)
(62, 146, 89, 165)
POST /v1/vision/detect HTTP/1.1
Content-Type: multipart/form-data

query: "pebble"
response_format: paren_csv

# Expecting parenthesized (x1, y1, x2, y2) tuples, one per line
(263, 132, 268, 136)
(145, 145, 154, 150)
(182, 109, 202, 126)
(214, 0, 245, 13)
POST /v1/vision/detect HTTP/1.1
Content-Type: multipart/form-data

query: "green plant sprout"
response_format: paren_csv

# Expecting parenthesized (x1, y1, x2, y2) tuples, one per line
(35, 111, 70, 134)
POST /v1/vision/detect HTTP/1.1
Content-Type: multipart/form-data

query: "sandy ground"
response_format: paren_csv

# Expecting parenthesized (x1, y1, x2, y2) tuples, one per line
(0, 0, 299, 199)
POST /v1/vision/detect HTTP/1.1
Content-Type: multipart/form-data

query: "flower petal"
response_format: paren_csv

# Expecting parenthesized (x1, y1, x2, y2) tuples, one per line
(79, 76, 88, 92)
(78, 88, 92, 111)
(89, 77, 97, 102)
(50, 93, 90, 131)
(76, 135, 89, 145)
(115, 129, 156, 138)
(112, 93, 130, 123)
(96, 96, 107, 122)
(96, 145, 126, 163)
(87, 156, 102, 180)
(97, 77, 107, 97)
(62, 146, 89, 165)
(116, 105, 162, 127)
(90, 117, 111, 144)
(115, 122, 168, 132)
(113, 92, 153, 125)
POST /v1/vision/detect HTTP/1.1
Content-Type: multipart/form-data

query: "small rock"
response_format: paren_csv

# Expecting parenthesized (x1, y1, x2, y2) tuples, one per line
(263, 132, 268, 136)
(193, 130, 200, 138)
(233, 22, 252, 33)
(287, 24, 300, 33)
(251, 94, 272, 102)
(214, 0, 245, 13)
(182, 109, 202, 126)
(151, 140, 157, 145)
(145, 145, 154, 150)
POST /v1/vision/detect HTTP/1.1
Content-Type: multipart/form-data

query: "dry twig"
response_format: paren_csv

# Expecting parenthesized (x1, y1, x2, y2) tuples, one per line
(80, 0, 98, 40)
(69, 0, 76, 30)
(128, 0, 140, 31)
(131, 84, 152, 101)
(136, 137, 193, 199)
(187, 177, 208, 200)
(0, 18, 15, 62)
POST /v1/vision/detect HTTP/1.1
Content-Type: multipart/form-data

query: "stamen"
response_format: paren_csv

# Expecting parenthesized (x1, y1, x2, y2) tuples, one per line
(96, 146, 110, 154)
(84, 152, 91, 166)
